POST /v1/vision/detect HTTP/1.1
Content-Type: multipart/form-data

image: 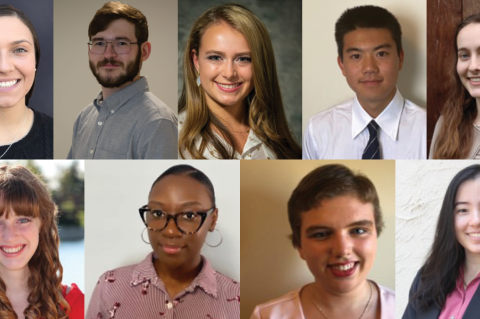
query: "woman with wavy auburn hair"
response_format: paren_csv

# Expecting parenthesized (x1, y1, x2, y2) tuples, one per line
(430, 13, 480, 159)
(0, 165, 84, 319)
(178, 3, 301, 159)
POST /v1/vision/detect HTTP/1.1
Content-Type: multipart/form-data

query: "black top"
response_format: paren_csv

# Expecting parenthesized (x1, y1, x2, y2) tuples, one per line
(0, 108, 53, 159)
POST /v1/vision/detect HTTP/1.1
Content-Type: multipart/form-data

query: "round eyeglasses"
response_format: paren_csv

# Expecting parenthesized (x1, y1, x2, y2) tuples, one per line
(88, 40, 141, 54)
(139, 205, 215, 235)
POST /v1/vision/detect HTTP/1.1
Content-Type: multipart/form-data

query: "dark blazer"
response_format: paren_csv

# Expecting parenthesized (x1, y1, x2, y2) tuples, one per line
(402, 270, 480, 319)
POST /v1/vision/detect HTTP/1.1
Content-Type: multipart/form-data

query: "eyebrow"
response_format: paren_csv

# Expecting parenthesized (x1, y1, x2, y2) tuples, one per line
(148, 200, 205, 209)
(305, 219, 374, 233)
(455, 201, 469, 206)
(204, 50, 251, 57)
(91, 36, 133, 42)
(11, 39, 32, 46)
(345, 43, 393, 53)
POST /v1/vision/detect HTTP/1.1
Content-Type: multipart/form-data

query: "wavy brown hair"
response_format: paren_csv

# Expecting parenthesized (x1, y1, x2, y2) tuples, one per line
(178, 3, 301, 159)
(432, 14, 480, 159)
(0, 165, 70, 319)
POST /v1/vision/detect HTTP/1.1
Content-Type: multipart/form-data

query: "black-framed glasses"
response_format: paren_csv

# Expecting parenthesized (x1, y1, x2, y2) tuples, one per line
(87, 40, 141, 54)
(139, 205, 215, 235)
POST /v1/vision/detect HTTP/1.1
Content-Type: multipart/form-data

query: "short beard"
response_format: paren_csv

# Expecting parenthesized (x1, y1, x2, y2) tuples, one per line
(89, 50, 142, 88)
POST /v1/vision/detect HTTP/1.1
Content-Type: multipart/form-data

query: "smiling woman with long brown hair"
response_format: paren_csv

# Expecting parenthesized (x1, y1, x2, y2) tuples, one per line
(0, 165, 84, 319)
(430, 13, 480, 159)
(178, 4, 301, 159)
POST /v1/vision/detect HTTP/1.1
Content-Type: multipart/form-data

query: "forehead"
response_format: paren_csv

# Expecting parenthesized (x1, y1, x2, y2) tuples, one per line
(199, 21, 250, 53)
(91, 18, 136, 40)
(342, 28, 396, 51)
(457, 23, 480, 49)
(456, 178, 480, 201)
(0, 16, 34, 43)
(301, 194, 375, 228)
(149, 175, 212, 205)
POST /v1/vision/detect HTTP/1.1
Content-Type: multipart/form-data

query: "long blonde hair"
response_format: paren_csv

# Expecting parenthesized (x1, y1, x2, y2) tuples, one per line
(178, 3, 301, 159)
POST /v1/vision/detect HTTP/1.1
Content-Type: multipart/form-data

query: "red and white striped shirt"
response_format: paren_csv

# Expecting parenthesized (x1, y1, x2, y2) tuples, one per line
(86, 252, 240, 319)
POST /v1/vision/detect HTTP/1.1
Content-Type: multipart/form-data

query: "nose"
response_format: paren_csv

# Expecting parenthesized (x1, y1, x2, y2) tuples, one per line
(0, 222, 19, 242)
(222, 60, 237, 80)
(468, 55, 480, 73)
(103, 42, 118, 58)
(331, 233, 352, 258)
(470, 208, 480, 226)
(362, 54, 379, 74)
(162, 216, 182, 237)
(0, 51, 14, 73)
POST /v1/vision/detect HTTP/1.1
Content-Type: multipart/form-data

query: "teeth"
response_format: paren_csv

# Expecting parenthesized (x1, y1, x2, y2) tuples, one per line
(1, 246, 22, 253)
(332, 262, 355, 271)
(218, 83, 240, 89)
(469, 233, 480, 237)
(0, 80, 17, 88)
(470, 78, 480, 82)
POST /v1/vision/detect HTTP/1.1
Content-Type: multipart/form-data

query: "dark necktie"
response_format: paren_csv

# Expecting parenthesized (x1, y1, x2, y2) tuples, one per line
(362, 120, 381, 159)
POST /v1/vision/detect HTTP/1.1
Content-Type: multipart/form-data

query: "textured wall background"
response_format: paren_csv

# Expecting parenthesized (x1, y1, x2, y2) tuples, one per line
(178, 0, 302, 144)
(395, 160, 478, 318)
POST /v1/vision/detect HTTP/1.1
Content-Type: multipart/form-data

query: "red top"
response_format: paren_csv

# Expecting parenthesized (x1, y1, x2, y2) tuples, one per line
(62, 283, 85, 319)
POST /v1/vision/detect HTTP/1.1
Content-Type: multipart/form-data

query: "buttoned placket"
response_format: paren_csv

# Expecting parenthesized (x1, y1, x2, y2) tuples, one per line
(88, 99, 118, 159)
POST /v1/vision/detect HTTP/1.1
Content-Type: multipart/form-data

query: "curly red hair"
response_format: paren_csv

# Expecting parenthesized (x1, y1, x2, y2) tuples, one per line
(0, 165, 70, 319)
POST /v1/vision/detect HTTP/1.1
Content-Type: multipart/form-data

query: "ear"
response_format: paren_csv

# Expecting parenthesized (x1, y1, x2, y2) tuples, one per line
(192, 49, 200, 73)
(140, 41, 152, 62)
(337, 55, 346, 77)
(208, 208, 218, 232)
(398, 49, 404, 71)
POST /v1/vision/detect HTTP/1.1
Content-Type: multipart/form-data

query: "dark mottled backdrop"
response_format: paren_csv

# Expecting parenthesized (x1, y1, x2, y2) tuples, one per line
(178, 0, 302, 143)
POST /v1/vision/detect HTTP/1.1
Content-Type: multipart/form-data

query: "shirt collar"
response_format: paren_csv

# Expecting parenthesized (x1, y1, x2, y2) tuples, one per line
(93, 76, 149, 113)
(130, 252, 218, 298)
(456, 265, 480, 291)
(352, 88, 404, 141)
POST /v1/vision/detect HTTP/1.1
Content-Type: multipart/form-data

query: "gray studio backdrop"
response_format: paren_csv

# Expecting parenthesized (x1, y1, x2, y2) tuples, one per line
(4, 0, 53, 117)
(178, 0, 302, 144)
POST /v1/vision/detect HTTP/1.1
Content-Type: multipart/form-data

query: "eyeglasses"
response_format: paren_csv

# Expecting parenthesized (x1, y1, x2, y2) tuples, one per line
(87, 40, 141, 54)
(139, 205, 215, 235)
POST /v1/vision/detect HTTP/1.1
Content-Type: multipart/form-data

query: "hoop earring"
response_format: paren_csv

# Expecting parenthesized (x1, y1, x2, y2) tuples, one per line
(141, 227, 150, 244)
(205, 228, 223, 248)
(196, 75, 201, 87)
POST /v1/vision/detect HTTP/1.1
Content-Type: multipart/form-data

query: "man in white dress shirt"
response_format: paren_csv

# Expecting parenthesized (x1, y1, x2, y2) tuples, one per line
(303, 5, 426, 159)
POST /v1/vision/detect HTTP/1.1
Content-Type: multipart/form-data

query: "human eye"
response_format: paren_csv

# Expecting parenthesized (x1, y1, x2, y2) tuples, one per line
(456, 207, 469, 214)
(307, 230, 330, 240)
(207, 55, 222, 61)
(180, 212, 199, 221)
(237, 56, 252, 63)
(151, 210, 166, 218)
(16, 217, 31, 225)
(13, 47, 28, 54)
(377, 51, 388, 57)
(93, 40, 105, 47)
(350, 54, 361, 60)
(351, 227, 369, 235)
(115, 41, 129, 47)
(458, 52, 470, 60)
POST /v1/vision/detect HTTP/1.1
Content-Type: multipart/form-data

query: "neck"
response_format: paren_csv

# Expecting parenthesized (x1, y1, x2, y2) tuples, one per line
(313, 279, 371, 310)
(358, 88, 397, 118)
(154, 255, 202, 284)
(475, 99, 480, 125)
(464, 253, 480, 281)
(0, 267, 29, 295)
(208, 99, 249, 131)
(0, 103, 27, 127)
(101, 74, 141, 100)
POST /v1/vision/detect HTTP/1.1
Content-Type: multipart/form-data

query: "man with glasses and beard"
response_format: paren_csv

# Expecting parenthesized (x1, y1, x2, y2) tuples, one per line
(68, 2, 177, 159)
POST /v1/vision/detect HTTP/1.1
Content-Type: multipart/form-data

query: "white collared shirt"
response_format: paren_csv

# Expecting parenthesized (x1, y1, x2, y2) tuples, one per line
(178, 112, 276, 159)
(303, 90, 426, 159)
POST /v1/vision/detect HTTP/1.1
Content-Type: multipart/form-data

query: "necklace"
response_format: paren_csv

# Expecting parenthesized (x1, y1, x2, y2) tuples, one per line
(312, 281, 373, 319)
(0, 107, 27, 159)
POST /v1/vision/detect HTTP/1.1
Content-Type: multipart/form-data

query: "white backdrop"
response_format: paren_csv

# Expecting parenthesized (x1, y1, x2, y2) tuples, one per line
(84, 160, 240, 308)
(395, 160, 478, 318)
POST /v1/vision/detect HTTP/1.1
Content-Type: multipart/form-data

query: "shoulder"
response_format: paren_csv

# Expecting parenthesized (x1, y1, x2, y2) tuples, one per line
(133, 92, 177, 123)
(377, 283, 395, 305)
(252, 289, 302, 318)
(308, 99, 353, 126)
(32, 109, 53, 125)
(214, 270, 240, 294)
(62, 283, 85, 319)
(403, 99, 427, 119)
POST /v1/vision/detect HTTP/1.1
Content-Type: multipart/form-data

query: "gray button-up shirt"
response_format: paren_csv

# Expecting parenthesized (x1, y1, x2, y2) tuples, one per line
(67, 77, 178, 159)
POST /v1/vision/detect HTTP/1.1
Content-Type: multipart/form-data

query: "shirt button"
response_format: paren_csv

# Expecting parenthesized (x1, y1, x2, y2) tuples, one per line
(98, 121, 103, 126)
(166, 301, 173, 309)
(90, 150, 93, 154)
(111, 110, 114, 114)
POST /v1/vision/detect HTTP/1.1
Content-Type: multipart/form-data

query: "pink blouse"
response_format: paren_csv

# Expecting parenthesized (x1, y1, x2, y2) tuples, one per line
(439, 267, 480, 319)
(86, 252, 240, 318)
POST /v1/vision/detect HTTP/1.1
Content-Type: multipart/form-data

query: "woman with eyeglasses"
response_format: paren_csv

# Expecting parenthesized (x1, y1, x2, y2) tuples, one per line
(86, 164, 240, 318)
(0, 5, 53, 159)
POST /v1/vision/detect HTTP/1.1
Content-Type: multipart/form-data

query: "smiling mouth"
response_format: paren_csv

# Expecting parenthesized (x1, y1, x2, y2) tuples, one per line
(468, 77, 480, 83)
(0, 80, 19, 88)
(467, 232, 480, 238)
(1, 245, 25, 254)
(329, 262, 359, 277)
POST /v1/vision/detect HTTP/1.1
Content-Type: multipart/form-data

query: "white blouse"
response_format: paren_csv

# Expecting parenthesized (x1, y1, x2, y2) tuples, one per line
(178, 112, 276, 159)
